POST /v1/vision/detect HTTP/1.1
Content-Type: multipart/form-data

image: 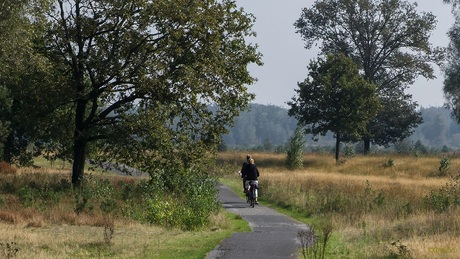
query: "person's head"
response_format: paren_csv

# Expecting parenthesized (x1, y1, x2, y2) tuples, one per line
(249, 158, 255, 164)
(246, 154, 251, 161)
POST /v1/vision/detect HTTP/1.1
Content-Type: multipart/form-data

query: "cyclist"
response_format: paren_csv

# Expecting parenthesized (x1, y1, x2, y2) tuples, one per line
(245, 158, 260, 204)
(240, 154, 251, 193)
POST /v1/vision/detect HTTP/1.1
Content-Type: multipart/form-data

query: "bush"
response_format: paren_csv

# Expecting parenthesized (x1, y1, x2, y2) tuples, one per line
(437, 156, 451, 177)
(124, 169, 219, 230)
(424, 174, 460, 212)
(286, 126, 306, 170)
(0, 161, 16, 175)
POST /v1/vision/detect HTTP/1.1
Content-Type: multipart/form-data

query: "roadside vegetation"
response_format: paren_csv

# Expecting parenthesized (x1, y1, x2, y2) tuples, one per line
(0, 159, 250, 259)
(2, 151, 460, 258)
(217, 152, 460, 258)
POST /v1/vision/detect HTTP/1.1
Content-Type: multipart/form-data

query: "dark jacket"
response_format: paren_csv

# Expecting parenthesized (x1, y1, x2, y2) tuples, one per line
(245, 163, 259, 180)
(241, 162, 249, 179)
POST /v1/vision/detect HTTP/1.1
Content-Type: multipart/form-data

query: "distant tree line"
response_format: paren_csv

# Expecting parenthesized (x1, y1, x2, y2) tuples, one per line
(221, 104, 460, 153)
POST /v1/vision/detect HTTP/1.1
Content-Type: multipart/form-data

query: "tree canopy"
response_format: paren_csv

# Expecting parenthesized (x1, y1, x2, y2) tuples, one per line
(34, 0, 261, 187)
(295, 0, 444, 152)
(443, 0, 460, 122)
(0, 0, 55, 165)
(288, 53, 380, 161)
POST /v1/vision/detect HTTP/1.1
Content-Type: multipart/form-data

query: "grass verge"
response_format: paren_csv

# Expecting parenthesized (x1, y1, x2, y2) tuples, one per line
(0, 209, 249, 259)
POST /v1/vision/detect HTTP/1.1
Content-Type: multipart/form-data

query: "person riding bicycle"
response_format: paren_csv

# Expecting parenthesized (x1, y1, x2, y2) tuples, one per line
(240, 154, 251, 193)
(244, 158, 260, 204)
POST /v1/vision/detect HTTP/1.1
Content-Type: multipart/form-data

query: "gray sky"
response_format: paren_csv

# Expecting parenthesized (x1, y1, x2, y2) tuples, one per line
(235, 0, 454, 108)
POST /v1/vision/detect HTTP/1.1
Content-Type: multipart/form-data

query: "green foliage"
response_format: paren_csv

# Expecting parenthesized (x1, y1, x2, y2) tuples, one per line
(1, 170, 218, 230)
(286, 125, 306, 170)
(0, 0, 57, 166)
(384, 158, 395, 168)
(343, 143, 355, 157)
(443, 1, 460, 123)
(295, 0, 442, 152)
(424, 174, 460, 212)
(14, 177, 66, 209)
(438, 156, 451, 177)
(75, 175, 119, 214)
(123, 169, 220, 230)
(414, 140, 428, 155)
(34, 0, 262, 187)
(288, 53, 380, 161)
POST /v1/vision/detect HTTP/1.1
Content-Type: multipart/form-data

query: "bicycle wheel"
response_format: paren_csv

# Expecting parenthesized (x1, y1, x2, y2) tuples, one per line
(250, 186, 255, 208)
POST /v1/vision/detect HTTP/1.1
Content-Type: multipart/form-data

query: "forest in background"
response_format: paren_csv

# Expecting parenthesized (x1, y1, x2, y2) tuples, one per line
(221, 103, 460, 153)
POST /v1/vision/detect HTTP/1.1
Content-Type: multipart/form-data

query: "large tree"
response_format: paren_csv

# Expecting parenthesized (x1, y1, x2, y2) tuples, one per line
(443, 1, 460, 122)
(295, 0, 444, 152)
(0, 0, 55, 165)
(40, 0, 261, 187)
(288, 54, 380, 161)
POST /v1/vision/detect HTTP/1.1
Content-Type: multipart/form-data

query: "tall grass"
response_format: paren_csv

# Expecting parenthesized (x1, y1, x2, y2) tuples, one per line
(217, 152, 460, 258)
(0, 159, 248, 258)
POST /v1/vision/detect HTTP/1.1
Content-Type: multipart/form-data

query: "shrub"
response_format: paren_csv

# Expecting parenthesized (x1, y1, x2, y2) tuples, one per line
(424, 174, 460, 212)
(383, 158, 394, 168)
(0, 161, 16, 175)
(124, 169, 219, 230)
(437, 156, 451, 177)
(286, 126, 306, 170)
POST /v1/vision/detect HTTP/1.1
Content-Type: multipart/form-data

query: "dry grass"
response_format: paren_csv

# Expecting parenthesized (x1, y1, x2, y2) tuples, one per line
(218, 151, 460, 258)
(0, 158, 244, 258)
(0, 220, 188, 258)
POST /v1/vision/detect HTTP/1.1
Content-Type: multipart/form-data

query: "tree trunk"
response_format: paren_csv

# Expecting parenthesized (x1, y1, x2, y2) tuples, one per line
(363, 137, 370, 154)
(71, 96, 87, 188)
(3, 131, 14, 163)
(335, 133, 340, 162)
(72, 137, 86, 188)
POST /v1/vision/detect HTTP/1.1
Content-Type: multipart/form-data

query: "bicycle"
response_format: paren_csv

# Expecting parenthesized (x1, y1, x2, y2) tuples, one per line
(247, 180, 258, 208)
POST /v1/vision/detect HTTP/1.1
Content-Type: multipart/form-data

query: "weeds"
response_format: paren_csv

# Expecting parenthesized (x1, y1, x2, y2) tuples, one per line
(384, 158, 395, 168)
(103, 216, 115, 245)
(298, 223, 333, 259)
(0, 242, 19, 259)
(437, 156, 451, 177)
(389, 240, 411, 258)
(425, 174, 460, 212)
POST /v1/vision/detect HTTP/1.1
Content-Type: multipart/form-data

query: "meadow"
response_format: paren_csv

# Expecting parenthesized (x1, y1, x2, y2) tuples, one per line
(0, 159, 250, 259)
(216, 152, 460, 258)
(2, 152, 460, 258)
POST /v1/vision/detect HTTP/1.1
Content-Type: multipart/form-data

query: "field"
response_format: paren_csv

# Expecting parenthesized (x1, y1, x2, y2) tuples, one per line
(2, 152, 460, 258)
(217, 152, 460, 258)
(0, 159, 250, 259)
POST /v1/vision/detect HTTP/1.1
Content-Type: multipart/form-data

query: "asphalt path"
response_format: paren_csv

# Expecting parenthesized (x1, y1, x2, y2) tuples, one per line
(206, 184, 310, 259)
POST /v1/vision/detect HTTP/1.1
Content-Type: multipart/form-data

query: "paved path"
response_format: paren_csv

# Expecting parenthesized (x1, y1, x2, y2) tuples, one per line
(206, 184, 310, 259)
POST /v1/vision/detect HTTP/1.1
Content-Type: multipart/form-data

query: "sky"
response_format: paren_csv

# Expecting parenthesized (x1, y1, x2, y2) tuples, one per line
(234, 0, 455, 108)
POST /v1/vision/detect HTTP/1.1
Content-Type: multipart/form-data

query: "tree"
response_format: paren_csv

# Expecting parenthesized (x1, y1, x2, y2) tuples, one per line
(443, 1, 460, 123)
(285, 124, 306, 170)
(288, 54, 380, 162)
(40, 0, 261, 187)
(0, 0, 55, 165)
(295, 0, 444, 153)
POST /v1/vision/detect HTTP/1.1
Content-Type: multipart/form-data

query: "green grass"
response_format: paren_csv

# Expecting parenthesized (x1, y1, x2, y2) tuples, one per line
(150, 211, 250, 259)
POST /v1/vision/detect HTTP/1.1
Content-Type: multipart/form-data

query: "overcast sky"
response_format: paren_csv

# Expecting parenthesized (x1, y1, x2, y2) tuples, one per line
(234, 0, 455, 108)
